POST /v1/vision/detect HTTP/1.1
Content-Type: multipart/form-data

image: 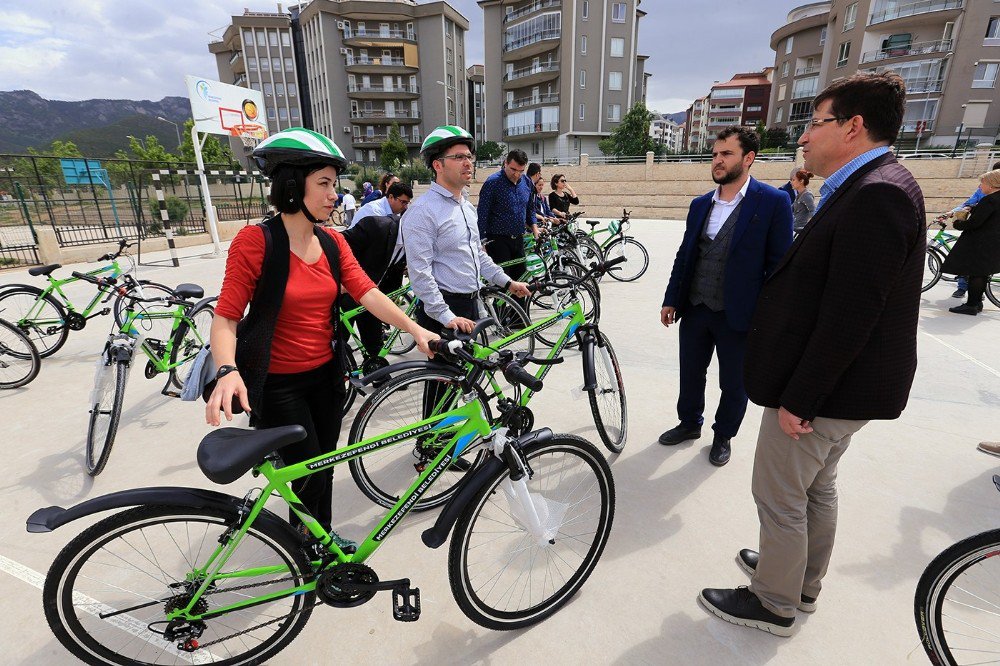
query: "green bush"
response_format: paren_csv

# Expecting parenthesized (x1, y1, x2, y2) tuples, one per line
(350, 165, 382, 199)
(399, 159, 433, 185)
(147, 196, 190, 234)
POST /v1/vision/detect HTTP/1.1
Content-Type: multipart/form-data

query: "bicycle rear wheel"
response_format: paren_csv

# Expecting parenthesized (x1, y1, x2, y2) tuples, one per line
(86, 357, 128, 476)
(604, 237, 649, 282)
(0, 318, 41, 389)
(43, 504, 314, 666)
(112, 280, 175, 328)
(986, 275, 999, 309)
(922, 248, 944, 293)
(528, 277, 600, 348)
(915, 528, 1000, 665)
(0, 286, 68, 357)
(587, 332, 627, 453)
(387, 291, 417, 355)
(168, 300, 216, 391)
(448, 434, 614, 630)
(480, 289, 534, 357)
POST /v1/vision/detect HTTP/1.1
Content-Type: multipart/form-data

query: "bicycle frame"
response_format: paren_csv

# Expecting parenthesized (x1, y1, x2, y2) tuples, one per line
(339, 282, 417, 360)
(17, 261, 125, 329)
(116, 301, 204, 373)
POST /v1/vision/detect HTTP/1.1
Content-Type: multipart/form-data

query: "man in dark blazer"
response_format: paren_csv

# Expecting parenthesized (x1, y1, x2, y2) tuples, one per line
(660, 126, 793, 466)
(779, 166, 797, 204)
(699, 72, 925, 637)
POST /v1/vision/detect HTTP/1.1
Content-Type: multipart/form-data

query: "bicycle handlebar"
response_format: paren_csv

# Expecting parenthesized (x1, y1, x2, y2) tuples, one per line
(95, 239, 132, 263)
(429, 321, 549, 392)
(71, 271, 116, 288)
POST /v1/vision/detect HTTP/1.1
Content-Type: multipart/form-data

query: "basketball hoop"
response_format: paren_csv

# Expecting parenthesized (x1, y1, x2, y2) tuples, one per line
(229, 123, 268, 150)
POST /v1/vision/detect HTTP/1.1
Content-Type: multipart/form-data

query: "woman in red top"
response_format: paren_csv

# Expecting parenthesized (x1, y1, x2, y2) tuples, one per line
(205, 128, 437, 550)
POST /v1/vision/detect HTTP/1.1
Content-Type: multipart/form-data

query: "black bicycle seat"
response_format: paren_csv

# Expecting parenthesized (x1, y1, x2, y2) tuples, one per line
(197, 425, 307, 484)
(585, 220, 599, 228)
(173, 283, 204, 299)
(28, 264, 61, 277)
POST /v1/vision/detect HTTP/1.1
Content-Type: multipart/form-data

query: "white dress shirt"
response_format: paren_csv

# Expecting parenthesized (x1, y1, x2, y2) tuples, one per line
(706, 177, 751, 239)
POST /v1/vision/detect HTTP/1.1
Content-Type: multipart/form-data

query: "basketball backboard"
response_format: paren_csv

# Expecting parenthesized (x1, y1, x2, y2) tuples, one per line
(185, 75, 268, 141)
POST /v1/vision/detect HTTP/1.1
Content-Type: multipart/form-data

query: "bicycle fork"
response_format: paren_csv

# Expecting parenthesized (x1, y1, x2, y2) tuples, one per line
(490, 428, 567, 547)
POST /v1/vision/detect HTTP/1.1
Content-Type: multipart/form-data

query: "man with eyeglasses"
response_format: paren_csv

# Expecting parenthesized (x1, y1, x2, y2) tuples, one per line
(476, 149, 535, 287)
(349, 181, 413, 228)
(700, 72, 925, 638)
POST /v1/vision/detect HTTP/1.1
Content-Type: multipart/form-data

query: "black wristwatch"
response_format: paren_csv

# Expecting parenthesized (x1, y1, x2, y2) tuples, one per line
(216, 364, 239, 380)
(503, 279, 512, 291)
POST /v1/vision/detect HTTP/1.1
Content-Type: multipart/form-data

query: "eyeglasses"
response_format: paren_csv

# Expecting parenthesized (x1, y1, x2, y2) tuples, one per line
(558, 178, 567, 183)
(807, 116, 849, 129)
(439, 153, 475, 163)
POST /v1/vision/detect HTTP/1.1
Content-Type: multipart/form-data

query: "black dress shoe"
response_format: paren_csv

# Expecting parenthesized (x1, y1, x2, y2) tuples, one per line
(709, 435, 731, 466)
(658, 423, 701, 446)
(699, 586, 795, 637)
(736, 549, 818, 612)
(949, 303, 979, 316)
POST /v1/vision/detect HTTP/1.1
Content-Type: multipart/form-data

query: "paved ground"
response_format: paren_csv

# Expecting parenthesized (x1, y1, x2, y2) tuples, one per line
(0, 219, 997, 664)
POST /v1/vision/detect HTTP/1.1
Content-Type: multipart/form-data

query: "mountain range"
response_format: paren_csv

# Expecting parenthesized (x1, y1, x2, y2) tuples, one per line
(0, 90, 192, 156)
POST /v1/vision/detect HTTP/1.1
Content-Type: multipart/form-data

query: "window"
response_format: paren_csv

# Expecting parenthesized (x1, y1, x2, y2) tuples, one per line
(243, 30, 253, 45)
(819, 26, 827, 46)
(281, 31, 290, 47)
(256, 31, 265, 46)
(837, 41, 851, 67)
(776, 107, 784, 123)
(579, 103, 585, 120)
(988, 18, 1000, 44)
(608, 71, 622, 90)
(446, 47, 453, 63)
(844, 3, 857, 31)
(276, 82, 285, 96)
(263, 82, 273, 95)
(607, 103, 621, 121)
(291, 107, 300, 121)
(974, 62, 1000, 88)
(792, 75, 819, 99)
(782, 61, 789, 77)
(278, 107, 288, 121)
(272, 58, 281, 71)
(249, 82, 261, 91)
(247, 56, 257, 70)
(268, 31, 278, 46)
(612, 2, 626, 23)
(778, 83, 787, 101)
(610, 37, 624, 57)
(580, 70, 586, 88)
(582, 0, 589, 20)
(785, 36, 793, 54)
(580, 35, 587, 54)
(288, 82, 297, 96)
(446, 19, 454, 37)
(267, 106, 276, 120)
(285, 57, 293, 71)
(790, 100, 811, 120)
(447, 74, 454, 88)
(746, 104, 762, 112)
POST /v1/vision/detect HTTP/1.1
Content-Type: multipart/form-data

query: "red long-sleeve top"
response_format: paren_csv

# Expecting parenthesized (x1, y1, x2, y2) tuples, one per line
(216, 225, 377, 374)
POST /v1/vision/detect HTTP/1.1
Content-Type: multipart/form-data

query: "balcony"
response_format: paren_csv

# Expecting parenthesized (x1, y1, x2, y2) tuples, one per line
(504, 122, 559, 138)
(503, 62, 560, 88)
(350, 109, 420, 123)
(347, 83, 420, 99)
(352, 134, 421, 147)
(900, 118, 935, 132)
(795, 65, 820, 76)
(502, 29, 561, 60)
(230, 51, 245, 75)
(343, 28, 416, 45)
(504, 93, 559, 110)
(902, 76, 944, 94)
(861, 39, 952, 63)
(233, 74, 248, 87)
(788, 111, 813, 122)
(345, 55, 416, 74)
(503, 0, 561, 24)
(868, 0, 963, 27)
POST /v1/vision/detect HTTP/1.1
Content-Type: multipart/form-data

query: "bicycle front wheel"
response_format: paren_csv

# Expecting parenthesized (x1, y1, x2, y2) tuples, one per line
(922, 248, 944, 293)
(43, 504, 314, 666)
(387, 290, 417, 355)
(528, 277, 600, 348)
(168, 300, 215, 391)
(480, 289, 534, 357)
(86, 358, 127, 476)
(449, 434, 615, 630)
(604, 237, 649, 282)
(587, 332, 628, 453)
(986, 275, 999, 309)
(915, 528, 1000, 665)
(0, 318, 41, 389)
(0, 286, 68, 357)
(113, 280, 175, 328)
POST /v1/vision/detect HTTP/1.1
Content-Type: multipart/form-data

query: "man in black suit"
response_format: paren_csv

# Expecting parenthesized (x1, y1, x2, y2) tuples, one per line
(699, 72, 925, 636)
(659, 126, 792, 466)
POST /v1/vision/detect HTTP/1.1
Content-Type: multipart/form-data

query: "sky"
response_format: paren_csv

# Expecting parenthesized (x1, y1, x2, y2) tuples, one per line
(0, 0, 806, 115)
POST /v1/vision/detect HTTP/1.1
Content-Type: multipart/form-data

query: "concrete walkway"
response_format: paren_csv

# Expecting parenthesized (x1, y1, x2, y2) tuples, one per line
(0, 219, 997, 664)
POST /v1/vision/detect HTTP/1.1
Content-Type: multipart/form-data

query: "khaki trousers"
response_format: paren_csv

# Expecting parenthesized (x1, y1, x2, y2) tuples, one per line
(749, 407, 868, 617)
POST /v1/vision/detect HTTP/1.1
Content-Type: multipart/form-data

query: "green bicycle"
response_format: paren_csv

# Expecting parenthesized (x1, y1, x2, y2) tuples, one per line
(574, 209, 649, 282)
(30, 329, 615, 664)
(81, 274, 216, 476)
(923, 219, 1000, 306)
(0, 240, 173, 357)
(348, 259, 627, 512)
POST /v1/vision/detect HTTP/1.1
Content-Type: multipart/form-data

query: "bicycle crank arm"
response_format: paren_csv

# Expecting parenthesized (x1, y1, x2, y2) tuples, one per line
(336, 578, 421, 622)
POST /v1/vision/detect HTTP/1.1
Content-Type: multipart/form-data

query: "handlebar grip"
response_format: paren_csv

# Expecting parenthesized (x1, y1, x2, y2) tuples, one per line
(504, 362, 543, 392)
(599, 255, 628, 274)
(72, 271, 114, 285)
(428, 339, 463, 356)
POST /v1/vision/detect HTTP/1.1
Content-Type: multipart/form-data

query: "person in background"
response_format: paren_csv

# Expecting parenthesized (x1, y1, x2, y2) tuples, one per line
(350, 182, 412, 228)
(779, 166, 798, 204)
(939, 160, 1000, 298)
(477, 149, 534, 284)
(791, 169, 816, 233)
(342, 187, 356, 226)
(362, 172, 399, 206)
(548, 173, 579, 221)
(940, 168, 1000, 316)
(533, 175, 558, 228)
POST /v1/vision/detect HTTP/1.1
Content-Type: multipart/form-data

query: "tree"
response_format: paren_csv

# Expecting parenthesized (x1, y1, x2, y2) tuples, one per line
(762, 126, 791, 150)
(476, 140, 505, 162)
(380, 123, 409, 172)
(179, 119, 237, 167)
(597, 103, 655, 157)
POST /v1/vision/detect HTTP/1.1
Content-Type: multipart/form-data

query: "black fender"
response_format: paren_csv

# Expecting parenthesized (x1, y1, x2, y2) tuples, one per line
(188, 295, 218, 314)
(578, 325, 598, 391)
(26, 486, 289, 537)
(351, 359, 464, 394)
(421, 428, 553, 549)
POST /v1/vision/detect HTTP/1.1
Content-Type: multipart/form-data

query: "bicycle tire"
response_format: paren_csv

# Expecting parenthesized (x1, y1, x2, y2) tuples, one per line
(0, 318, 41, 389)
(587, 332, 628, 453)
(348, 368, 490, 511)
(914, 527, 1000, 665)
(448, 433, 615, 630)
(604, 237, 649, 282)
(986, 275, 1000, 309)
(576, 236, 605, 279)
(342, 346, 359, 416)
(921, 247, 944, 293)
(479, 289, 535, 357)
(387, 291, 417, 355)
(0, 286, 69, 358)
(112, 280, 175, 328)
(528, 277, 601, 348)
(552, 256, 601, 297)
(168, 300, 216, 391)
(86, 358, 127, 476)
(43, 504, 314, 666)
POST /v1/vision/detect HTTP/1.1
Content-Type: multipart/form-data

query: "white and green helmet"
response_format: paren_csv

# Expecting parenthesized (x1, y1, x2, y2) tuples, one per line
(252, 127, 347, 175)
(420, 125, 475, 158)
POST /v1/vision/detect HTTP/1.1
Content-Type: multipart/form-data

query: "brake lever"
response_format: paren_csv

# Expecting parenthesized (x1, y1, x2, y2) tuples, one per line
(520, 355, 563, 366)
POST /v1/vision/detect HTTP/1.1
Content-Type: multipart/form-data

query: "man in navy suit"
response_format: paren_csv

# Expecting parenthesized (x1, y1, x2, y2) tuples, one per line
(659, 126, 793, 466)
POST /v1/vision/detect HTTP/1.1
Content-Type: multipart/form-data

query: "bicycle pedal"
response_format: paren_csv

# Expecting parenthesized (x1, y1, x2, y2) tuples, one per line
(392, 586, 420, 622)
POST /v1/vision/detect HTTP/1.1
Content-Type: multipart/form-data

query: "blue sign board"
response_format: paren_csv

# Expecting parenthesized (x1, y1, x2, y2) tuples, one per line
(60, 159, 109, 186)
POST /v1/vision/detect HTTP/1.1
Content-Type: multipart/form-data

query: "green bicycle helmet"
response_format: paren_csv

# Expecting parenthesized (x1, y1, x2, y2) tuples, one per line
(420, 125, 475, 158)
(252, 127, 348, 176)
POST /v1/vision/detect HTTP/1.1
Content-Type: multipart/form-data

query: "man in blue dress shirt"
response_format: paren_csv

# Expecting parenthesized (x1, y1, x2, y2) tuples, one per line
(477, 149, 534, 285)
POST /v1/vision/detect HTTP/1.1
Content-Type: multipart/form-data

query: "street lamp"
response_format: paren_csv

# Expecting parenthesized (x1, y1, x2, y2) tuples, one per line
(156, 116, 182, 149)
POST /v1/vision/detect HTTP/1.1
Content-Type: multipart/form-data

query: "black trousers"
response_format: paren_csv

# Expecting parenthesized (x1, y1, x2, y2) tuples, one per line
(967, 275, 987, 307)
(342, 295, 382, 359)
(258, 360, 345, 531)
(484, 234, 526, 281)
(677, 303, 748, 439)
(416, 292, 480, 418)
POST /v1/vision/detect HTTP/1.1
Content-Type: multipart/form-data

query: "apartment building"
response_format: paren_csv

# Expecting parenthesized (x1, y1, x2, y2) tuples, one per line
(210, 1, 470, 165)
(650, 114, 684, 153)
(685, 95, 710, 152)
(467, 64, 487, 142)
(682, 69, 772, 153)
(769, 1, 1000, 147)
(478, 0, 649, 162)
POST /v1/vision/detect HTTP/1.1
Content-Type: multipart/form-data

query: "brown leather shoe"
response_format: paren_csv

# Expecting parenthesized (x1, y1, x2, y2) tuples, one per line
(978, 441, 1000, 457)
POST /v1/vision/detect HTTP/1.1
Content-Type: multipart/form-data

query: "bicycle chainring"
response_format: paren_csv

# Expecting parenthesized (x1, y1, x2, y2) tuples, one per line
(144, 359, 160, 379)
(64, 312, 86, 331)
(316, 563, 378, 607)
(361, 355, 389, 376)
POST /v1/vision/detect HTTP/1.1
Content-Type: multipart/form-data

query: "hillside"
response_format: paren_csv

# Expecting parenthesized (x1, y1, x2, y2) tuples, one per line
(0, 90, 191, 156)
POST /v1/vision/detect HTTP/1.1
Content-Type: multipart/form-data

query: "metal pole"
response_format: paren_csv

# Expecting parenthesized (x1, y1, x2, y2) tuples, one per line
(192, 124, 223, 255)
(13, 181, 37, 243)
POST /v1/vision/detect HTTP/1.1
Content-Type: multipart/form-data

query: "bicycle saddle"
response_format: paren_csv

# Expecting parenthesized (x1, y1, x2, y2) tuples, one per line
(28, 264, 61, 276)
(173, 283, 204, 299)
(585, 220, 600, 228)
(198, 425, 307, 484)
